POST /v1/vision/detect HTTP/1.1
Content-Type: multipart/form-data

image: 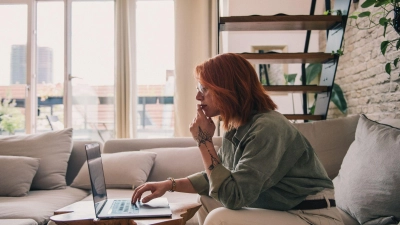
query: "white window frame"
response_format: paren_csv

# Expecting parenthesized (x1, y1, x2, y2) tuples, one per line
(1, 0, 115, 134)
(1, 0, 36, 133)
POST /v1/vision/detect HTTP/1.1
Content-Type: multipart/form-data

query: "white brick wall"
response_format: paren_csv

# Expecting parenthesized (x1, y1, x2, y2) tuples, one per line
(322, 2, 400, 121)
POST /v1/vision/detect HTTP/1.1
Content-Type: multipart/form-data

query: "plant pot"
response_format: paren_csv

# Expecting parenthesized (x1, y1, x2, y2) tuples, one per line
(394, 7, 400, 34)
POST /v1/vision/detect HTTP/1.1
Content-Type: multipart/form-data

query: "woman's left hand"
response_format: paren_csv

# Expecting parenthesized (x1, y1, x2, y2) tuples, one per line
(189, 104, 216, 145)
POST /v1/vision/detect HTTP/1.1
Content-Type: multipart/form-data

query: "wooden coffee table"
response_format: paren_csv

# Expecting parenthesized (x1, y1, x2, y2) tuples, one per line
(50, 201, 201, 225)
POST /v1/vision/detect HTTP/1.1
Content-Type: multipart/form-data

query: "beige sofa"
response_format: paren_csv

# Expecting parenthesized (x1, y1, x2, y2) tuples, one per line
(1, 114, 399, 225)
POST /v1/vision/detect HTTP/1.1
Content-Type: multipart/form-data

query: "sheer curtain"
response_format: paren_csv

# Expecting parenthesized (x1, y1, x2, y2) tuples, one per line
(174, 0, 217, 137)
(115, 0, 137, 138)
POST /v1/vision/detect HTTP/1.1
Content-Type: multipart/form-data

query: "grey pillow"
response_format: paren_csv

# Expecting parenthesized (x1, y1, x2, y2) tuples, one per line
(71, 151, 156, 190)
(0, 128, 73, 190)
(333, 115, 400, 225)
(0, 156, 40, 197)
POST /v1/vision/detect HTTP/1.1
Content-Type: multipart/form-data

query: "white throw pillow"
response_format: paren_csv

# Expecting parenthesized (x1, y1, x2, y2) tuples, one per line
(0, 128, 73, 190)
(71, 151, 157, 189)
(0, 155, 40, 197)
(333, 115, 400, 225)
(142, 146, 209, 182)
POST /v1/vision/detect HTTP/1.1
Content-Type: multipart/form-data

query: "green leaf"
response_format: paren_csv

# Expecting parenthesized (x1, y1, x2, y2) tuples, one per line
(349, 15, 358, 19)
(375, 0, 391, 7)
(381, 41, 389, 55)
(284, 73, 297, 85)
(309, 103, 316, 115)
(358, 11, 371, 17)
(308, 93, 318, 115)
(385, 62, 391, 75)
(331, 84, 347, 114)
(305, 63, 322, 85)
(361, 0, 377, 8)
(394, 58, 399, 67)
(379, 17, 388, 25)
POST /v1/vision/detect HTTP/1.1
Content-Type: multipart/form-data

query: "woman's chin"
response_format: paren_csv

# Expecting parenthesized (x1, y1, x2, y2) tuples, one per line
(204, 111, 219, 118)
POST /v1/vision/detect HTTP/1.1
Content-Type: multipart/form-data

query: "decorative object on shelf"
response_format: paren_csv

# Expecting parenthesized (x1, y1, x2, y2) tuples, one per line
(302, 63, 347, 114)
(0, 98, 24, 135)
(348, 0, 400, 76)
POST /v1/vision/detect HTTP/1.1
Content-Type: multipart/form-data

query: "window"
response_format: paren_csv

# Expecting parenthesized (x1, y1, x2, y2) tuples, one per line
(0, 0, 115, 142)
(136, 0, 175, 138)
(0, 0, 176, 139)
(0, 2, 28, 135)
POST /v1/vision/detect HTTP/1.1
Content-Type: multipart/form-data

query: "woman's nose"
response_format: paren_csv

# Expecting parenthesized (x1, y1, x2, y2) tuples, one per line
(196, 91, 203, 100)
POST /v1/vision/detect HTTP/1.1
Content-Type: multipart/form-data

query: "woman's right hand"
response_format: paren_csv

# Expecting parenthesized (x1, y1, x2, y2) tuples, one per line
(131, 180, 172, 204)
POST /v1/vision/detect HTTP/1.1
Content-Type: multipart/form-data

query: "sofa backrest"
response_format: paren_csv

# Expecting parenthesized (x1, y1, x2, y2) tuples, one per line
(66, 140, 102, 185)
(293, 115, 360, 179)
(66, 116, 360, 185)
(103, 137, 222, 154)
(103, 137, 223, 181)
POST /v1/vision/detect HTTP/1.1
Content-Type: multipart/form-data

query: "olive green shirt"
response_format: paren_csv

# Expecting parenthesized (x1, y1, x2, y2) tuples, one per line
(187, 110, 333, 210)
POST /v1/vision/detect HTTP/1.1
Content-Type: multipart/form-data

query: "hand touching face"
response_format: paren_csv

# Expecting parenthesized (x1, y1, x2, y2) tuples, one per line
(189, 104, 216, 145)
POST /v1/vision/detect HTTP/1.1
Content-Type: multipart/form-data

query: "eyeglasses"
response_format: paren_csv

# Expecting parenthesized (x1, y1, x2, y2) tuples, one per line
(197, 82, 207, 96)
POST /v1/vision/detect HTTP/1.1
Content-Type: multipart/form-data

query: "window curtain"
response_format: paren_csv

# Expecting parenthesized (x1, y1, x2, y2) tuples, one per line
(115, 0, 137, 138)
(174, 0, 217, 137)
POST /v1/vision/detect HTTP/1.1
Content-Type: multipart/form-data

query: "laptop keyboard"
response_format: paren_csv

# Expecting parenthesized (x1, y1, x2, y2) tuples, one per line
(110, 200, 139, 214)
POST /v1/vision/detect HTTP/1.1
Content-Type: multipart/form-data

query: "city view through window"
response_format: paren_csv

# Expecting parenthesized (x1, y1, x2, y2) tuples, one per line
(0, 0, 175, 140)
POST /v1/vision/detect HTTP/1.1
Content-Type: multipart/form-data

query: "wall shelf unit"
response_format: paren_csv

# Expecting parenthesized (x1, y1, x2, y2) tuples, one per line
(217, 0, 351, 121)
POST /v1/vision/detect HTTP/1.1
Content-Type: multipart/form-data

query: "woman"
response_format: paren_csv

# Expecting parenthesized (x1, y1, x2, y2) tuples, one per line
(132, 53, 343, 225)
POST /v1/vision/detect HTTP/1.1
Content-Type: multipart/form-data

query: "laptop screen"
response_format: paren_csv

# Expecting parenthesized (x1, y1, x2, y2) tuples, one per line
(85, 143, 108, 216)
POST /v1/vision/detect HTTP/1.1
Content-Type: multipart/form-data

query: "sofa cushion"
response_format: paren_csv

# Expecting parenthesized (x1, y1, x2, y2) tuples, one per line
(0, 187, 88, 225)
(0, 219, 38, 225)
(142, 146, 209, 182)
(71, 151, 156, 189)
(333, 115, 400, 225)
(0, 129, 73, 190)
(0, 156, 39, 197)
(293, 115, 359, 179)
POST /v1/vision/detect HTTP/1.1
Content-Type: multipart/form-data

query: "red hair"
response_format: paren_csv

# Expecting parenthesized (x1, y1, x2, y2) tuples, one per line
(195, 53, 277, 130)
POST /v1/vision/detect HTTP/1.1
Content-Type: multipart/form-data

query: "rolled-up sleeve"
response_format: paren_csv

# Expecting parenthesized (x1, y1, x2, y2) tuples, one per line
(209, 164, 231, 199)
(187, 171, 209, 195)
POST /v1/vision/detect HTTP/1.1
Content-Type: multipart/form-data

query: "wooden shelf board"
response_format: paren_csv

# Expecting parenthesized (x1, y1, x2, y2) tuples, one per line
(284, 114, 323, 120)
(263, 85, 329, 94)
(239, 53, 334, 64)
(220, 15, 342, 31)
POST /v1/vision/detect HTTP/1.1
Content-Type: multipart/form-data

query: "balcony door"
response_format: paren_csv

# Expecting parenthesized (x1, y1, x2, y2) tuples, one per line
(0, 0, 33, 135)
(67, 0, 115, 141)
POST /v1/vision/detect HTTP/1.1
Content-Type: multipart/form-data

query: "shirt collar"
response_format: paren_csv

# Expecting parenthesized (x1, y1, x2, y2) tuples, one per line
(225, 110, 259, 146)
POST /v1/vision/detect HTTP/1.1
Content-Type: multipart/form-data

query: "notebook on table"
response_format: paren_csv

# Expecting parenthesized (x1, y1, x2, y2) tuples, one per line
(84, 143, 172, 219)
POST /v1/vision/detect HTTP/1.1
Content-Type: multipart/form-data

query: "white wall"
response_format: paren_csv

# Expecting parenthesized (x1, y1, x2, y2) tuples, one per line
(221, 0, 326, 115)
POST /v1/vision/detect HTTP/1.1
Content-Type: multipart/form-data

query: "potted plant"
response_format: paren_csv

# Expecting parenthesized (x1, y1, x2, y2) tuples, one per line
(348, 0, 400, 76)
(303, 63, 348, 114)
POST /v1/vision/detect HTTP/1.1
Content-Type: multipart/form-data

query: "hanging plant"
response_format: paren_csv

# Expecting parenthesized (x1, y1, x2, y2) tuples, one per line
(349, 0, 400, 76)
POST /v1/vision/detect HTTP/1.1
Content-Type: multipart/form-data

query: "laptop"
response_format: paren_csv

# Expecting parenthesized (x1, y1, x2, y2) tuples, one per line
(84, 143, 172, 219)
